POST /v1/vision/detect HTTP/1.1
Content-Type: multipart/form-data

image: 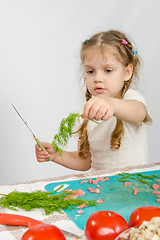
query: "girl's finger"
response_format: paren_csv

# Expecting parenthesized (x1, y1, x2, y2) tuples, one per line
(88, 102, 100, 120)
(35, 144, 42, 152)
(83, 98, 95, 119)
(43, 142, 53, 149)
(36, 153, 49, 160)
(102, 107, 114, 121)
(94, 105, 108, 120)
(36, 149, 48, 156)
(37, 158, 48, 162)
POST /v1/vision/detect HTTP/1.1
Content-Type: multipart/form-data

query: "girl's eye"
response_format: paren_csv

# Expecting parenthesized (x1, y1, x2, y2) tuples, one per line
(105, 69, 112, 73)
(87, 70, 94, 74)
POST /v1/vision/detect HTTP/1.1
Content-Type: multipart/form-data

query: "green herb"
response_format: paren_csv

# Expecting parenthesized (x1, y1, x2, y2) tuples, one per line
(52, 113, 81, 155)
(52, 113, 99, 155)
(137, 178, 148, 184)
(0, 189, 96, 215)
(116, 172, 160, 185)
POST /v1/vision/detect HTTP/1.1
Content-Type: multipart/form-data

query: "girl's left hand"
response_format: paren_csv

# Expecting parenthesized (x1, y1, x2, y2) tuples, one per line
(82, 96, 115, 121)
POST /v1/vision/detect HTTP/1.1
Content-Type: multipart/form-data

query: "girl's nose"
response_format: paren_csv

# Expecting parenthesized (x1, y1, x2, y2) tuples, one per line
(94, 72, 104, 83)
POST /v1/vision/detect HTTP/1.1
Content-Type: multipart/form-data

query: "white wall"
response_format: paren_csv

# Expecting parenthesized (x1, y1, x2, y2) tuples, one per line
(0, 0, 160, 185)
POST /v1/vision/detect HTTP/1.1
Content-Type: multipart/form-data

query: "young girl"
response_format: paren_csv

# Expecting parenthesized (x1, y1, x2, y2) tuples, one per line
(35, 29, 152, 171)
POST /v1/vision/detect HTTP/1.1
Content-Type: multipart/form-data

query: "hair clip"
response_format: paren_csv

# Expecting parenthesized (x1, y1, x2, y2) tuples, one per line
(83, 39, 89, 44)
(121, 39, 128, 45)
(132, 48, 138, 55)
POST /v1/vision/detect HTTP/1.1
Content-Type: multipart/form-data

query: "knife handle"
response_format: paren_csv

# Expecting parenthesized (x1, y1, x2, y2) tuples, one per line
(33, 135, 52, 161)
(0, 213, 43, 228)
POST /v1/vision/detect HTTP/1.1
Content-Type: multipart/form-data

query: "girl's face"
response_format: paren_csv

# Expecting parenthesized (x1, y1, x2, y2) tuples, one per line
(83, 46, 133, 98)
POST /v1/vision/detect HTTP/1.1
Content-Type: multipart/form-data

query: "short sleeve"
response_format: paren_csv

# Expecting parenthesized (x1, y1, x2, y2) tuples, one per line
(123, 89, 146, 104)
(123, 89, 152, 126)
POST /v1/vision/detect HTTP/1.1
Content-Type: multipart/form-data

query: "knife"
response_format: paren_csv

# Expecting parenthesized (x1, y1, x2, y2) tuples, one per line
(12, 104, 52, 161)
(0, 213, 81, 238)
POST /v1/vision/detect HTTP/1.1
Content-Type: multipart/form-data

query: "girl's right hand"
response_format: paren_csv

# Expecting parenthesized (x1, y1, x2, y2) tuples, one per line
(83, 96, 115, 121)
(35, 142, 54, 162)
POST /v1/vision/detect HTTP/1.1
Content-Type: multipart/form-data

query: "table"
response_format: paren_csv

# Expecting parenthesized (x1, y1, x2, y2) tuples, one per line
(0, 162, 160, 240)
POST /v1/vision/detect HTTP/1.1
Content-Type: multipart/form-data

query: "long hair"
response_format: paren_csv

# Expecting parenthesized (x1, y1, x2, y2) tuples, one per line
(76, 30, 141, 157)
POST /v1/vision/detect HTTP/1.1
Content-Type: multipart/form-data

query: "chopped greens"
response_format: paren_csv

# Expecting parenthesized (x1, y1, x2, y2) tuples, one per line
(0, 189, 96, 215)
(116, 172, 160, 185)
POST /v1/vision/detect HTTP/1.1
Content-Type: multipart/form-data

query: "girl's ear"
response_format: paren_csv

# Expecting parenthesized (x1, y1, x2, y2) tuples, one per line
(124, 64, 133, 81)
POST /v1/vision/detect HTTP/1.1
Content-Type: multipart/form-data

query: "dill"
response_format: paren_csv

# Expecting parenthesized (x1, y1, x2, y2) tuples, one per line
(137, 178, 148, 184)
(52, 113, 99, 155)
(52, 113, 81, 155)
(117, 172, 160, 185)
(0, 189, 96, 215)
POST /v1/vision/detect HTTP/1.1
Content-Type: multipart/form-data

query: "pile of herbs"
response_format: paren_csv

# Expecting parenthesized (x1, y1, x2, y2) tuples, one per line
(0, 187, 96, 215)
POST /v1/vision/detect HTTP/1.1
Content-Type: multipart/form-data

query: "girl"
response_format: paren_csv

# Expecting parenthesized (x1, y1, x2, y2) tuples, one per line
(35, 29, 152, 171)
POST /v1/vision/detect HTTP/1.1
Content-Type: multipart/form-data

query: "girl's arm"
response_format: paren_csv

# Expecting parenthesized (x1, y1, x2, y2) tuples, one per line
(83, 96, 147, 124)
(35, 142, 91, 171)
(111, 98, 147, 124)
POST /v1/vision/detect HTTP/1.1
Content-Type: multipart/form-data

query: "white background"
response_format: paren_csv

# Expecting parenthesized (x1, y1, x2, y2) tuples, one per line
(0, 0, 160, 185)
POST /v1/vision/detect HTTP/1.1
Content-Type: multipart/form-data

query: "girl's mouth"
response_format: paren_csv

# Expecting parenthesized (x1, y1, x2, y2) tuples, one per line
(95, 87, 105, 94)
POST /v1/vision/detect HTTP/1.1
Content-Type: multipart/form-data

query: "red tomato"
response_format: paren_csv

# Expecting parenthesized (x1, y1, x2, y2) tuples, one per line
(21, 224, 66, 240)
(129, 206, 160, 227)
(85, 211, 129, 240)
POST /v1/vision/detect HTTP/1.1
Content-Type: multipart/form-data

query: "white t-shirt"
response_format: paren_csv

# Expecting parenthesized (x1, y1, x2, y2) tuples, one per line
(73, 89, 152, 170)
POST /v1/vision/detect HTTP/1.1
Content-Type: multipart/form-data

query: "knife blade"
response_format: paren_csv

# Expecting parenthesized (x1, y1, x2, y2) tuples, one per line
(12, 104, 52, 161)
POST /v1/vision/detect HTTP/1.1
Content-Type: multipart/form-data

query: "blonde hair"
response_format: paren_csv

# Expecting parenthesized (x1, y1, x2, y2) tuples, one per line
(76, 30, 141, 158)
